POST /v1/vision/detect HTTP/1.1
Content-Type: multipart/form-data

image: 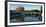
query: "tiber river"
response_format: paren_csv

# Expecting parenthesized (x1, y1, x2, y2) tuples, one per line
(24, 16, 41, 22)
(10, 12, 42, 23)
(10, 15, 42, 23)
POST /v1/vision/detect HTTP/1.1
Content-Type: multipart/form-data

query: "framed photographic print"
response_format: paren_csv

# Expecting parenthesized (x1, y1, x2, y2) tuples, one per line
(5, 1, 45, 26)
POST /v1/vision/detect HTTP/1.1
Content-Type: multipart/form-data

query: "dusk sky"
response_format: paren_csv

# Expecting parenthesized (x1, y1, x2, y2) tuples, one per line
(9, 4, 41, 10)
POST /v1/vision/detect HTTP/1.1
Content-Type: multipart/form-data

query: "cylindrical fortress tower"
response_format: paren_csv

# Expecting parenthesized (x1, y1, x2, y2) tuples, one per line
(16, 5, 24, 11)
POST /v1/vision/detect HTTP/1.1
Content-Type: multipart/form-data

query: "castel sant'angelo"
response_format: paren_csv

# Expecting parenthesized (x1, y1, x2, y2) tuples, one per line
(16, 6, 24, 11)
(16, 5, 32, 12)
(10, 5, 32, 13)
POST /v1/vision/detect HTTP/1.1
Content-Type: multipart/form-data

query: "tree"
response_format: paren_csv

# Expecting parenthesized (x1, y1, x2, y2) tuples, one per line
(33, 10, 40, 12)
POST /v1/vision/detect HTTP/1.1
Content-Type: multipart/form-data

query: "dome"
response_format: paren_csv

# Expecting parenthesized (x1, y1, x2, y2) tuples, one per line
(16, 5, 24, 9)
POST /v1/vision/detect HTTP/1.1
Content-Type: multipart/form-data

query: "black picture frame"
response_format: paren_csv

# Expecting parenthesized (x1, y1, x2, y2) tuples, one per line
(5, 1, 45, 27)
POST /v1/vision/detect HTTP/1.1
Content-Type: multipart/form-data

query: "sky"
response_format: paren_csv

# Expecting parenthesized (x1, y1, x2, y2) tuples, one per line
(9, 4, 41, 10)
